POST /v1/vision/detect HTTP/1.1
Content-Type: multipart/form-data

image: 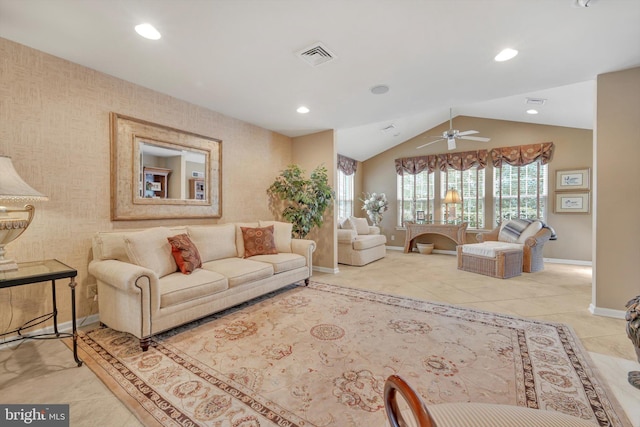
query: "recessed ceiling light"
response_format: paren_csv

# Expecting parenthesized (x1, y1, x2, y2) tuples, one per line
(494, 48, 518, 62)
(296, 106, 310, 114)
(135, 23, 161, 40)
(526, 109, 539, 115)
(370, 84, 390, 95)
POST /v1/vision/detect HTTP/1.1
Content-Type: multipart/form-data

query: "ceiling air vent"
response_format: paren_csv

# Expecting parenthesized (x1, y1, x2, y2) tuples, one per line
(296, 42, 336, 67)
(526, 97, 547, 105)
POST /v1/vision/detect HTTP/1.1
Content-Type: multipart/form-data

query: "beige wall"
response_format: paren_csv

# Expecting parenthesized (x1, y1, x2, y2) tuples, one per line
(0, 37, 295, 329)
(360, 117, 593, 260)
(594, 67, 640, 312)
(292, 130, 336, 271)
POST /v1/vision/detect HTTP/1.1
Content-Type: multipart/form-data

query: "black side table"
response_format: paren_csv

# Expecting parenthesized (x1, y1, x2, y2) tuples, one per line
(0, 259, 82, 366)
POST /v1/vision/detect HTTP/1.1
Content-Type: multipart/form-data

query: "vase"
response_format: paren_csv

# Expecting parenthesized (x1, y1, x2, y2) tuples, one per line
(368, 212, 381, 226)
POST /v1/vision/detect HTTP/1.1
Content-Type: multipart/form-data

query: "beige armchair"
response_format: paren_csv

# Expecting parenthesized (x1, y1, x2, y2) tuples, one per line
(384, 375, 595, 427)
(476, 220, 554, 273)
(337, 217, 386, 266)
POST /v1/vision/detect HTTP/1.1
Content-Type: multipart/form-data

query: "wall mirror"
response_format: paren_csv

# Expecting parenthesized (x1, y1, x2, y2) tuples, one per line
(110, 113, 222, 220)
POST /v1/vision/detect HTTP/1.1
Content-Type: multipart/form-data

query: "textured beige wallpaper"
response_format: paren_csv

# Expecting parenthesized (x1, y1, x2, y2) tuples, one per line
(0, 37, 294, 331)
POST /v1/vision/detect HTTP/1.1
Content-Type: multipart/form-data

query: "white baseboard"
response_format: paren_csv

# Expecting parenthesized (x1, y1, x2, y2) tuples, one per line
(589, 304, 626, 319)
(0, 314, 100, 351)
(313, 266, 339, 274)
(544, 258, 592, 266)
(386, 245, 404, 251)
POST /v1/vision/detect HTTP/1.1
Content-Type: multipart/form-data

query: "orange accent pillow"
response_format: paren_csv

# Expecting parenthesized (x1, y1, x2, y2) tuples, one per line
(241, 225, 277, 258)
(167, 234, 202, 274)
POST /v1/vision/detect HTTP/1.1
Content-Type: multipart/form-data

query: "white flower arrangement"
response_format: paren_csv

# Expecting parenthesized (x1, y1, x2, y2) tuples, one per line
(360, 192, 389, 225)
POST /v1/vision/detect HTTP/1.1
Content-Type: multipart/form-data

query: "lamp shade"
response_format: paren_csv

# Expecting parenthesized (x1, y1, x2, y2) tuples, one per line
(0, 156, 48, 201)
(443, 189, 462, 204)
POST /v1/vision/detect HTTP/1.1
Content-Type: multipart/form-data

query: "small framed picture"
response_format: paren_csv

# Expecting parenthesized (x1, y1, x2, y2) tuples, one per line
(416, 210, 425, 221)
(556, 168, 590, 191)
(150, 182, 162, 192)
(554, 192, 590, 213)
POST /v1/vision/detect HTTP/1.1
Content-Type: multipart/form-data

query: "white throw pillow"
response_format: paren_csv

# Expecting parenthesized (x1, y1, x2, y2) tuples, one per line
(259, 220, 293, 253)
(349, 216, 370, 235)
(124, 227, 177, 278)
(517, 220, 543, 243)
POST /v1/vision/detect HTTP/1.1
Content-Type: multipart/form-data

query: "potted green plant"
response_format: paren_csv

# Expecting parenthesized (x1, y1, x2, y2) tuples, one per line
(267, 164, 334, 239)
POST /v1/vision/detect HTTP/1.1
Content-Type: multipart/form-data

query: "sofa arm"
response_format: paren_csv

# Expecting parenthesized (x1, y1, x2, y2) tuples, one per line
(291, 239, 316, 276)
(337, 228, 357, 243)
(524, 227, 552, 248)
(88, 259, 158, 294)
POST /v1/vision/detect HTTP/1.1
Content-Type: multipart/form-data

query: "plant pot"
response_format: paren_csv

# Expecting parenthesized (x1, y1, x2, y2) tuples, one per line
(416, 243, 434, 255)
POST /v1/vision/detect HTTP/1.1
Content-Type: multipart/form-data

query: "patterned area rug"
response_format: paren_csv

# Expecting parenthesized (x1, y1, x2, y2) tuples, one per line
(76, 282, 629, 426)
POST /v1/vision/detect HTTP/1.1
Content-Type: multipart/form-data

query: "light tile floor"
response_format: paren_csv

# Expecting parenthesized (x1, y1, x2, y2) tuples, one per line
(1, 251, 638, 426)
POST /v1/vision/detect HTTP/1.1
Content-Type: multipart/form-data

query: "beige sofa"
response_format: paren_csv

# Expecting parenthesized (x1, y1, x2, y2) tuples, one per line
(88, 221, 315, 350)
(337, 217, 387, 266)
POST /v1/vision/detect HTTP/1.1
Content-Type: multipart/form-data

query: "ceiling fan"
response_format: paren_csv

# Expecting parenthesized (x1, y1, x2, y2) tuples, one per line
(416, 108, 491, 151)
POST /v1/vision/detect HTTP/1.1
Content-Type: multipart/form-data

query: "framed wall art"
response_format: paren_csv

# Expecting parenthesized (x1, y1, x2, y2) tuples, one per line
(554, 192, 590, 214)
(555, 168, 590, 191)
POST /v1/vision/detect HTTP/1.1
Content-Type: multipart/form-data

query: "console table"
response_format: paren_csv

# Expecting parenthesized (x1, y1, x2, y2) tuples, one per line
(403, 222, 468, 253)
(0, 259, 82, 366)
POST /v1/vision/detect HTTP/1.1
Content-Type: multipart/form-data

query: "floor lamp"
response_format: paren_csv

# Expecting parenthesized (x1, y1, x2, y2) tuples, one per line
(0, 156, 48, 271)
(443, 189, 461, 222)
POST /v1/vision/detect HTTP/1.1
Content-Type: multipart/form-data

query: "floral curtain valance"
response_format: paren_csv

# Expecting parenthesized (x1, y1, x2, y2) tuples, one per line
(394, 155, 438, 175)
(337, 154, 358, 176)
(437, 149, 488, 172)
(490, 142, 554, 167)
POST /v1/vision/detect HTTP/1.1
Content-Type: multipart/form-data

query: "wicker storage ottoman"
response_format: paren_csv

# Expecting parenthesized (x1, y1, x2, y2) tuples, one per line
(457, 245, 523, 279)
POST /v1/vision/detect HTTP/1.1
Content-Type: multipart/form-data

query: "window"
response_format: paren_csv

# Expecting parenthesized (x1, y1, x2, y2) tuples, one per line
(337, 169, 354, 219)
(397, 171, 434, 226)
(493, 161, 548, 226)
(440, 167, 485, 228)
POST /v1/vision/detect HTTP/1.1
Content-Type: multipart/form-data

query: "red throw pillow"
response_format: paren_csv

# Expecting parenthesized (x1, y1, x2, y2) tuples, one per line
(241, 225, 277, 258)
(167, 234, 202, 274)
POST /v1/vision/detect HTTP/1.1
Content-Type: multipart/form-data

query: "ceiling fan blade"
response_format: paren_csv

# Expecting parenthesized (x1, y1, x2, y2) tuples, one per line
(457, 130, 479, 136)
(416, 138, 444, 149)
(459, 136, 491, 142)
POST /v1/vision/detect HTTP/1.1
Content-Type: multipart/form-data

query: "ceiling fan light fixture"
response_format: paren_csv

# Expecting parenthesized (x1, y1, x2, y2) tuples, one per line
(494, 48, 518, 62)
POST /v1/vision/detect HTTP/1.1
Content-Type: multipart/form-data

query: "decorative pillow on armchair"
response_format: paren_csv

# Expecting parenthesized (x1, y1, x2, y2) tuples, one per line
(348, 216, 370, 235)
(241, 225, 278, 258)
(168, 233, 203, 274)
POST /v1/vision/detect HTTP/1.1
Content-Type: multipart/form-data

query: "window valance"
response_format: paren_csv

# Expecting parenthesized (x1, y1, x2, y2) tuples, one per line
(490, 142, 554, 167)
(337, 154, 358, 176)
(394, 155, 438, 175)
(437, 150, 488, 172)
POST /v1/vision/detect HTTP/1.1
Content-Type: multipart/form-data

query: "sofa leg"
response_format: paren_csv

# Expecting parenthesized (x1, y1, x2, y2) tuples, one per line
(140, 337, 150, 351)
(304, 278, 309, 286)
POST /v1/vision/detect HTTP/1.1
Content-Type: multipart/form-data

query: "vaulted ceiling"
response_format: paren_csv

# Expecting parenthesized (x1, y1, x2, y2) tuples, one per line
(1, 0, 638, 161)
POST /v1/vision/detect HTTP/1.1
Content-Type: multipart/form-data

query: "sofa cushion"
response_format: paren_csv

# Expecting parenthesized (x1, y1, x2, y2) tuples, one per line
(159, 269, 228, 308)
(235, 222, 259, 258)
(168, 233, 202, 274)
(94, 232, 129, 262)
(337, 228, 357, 244)
(202, 258, 273, 287)
(259, 220, 292, 253)
(352, 234, 386, 250)
(462, 241, 523, 258)
(241, 225, 278, 258)
(250, 253, 306, 274)
(124, 227, 178, 278)
(348, 216, 370, 235)
(188, 224, 237, 262)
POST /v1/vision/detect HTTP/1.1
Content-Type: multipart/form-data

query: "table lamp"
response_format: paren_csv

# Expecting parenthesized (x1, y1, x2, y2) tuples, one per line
(443, 189, 461, 222)
(0, 156, 48, 271)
